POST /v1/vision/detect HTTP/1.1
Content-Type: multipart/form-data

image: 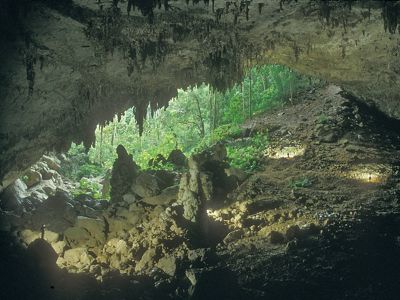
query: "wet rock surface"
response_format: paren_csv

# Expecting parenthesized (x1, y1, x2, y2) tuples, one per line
(1, 85, 400, 299)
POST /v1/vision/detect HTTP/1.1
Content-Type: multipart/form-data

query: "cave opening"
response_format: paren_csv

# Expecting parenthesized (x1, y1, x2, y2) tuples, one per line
(1, 1, 400, 300)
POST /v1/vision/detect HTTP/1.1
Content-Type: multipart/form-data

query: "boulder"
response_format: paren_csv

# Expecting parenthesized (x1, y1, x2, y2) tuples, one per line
(110, 145, 139, 203)
(285, 225, 301, 241)
(51, 240, 67, 255)
(122, 193, 137, 204)
(75, 216, 106, 244)
(135, 248, 157, 273)
(269, 231, 285, 244)
(60, 247, 94, 271)
(41, 155, 61, 172)
(132, 172, 160, 198)
(142, 185, 179, 206)
(64, 226, 93, 248)
(167, 149, 187, 167)
(0, 179, 28, 211)
(27, 239, 58, 271)
(156, 255, 177, 277)
(151, 169, 178, 190)
(223, 230, 244, 244)
(115, 207, 142, 225)
(177, 173, 202, 222)
(23, 169, 42, 188)
(19, 229, 40, 245)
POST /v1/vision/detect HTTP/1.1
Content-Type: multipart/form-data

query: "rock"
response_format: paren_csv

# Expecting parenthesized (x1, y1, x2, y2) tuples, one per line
(115, 207, 142, 225)
(106, 217, 132, 238)
(223, 230, 244, 244)
(177, 173, 202, 222)
(23, 169, 42, 188)
(269, 231, 285, 244)
(187, 248, 208, 265)
(110, 145, 139, 203)
(0, 179, 28, 211)
(60, 247, 94, 271)
(285, 225, 301, 241)
(156, 255, 177, 277)
(51, 240, 66, 255)
(41, 155, 61, 171)
(225, 167, 248, 183)
(122, 193, 137, 204)
(142, 185, 179, 206)
(132, 172, 160, 198)
(151, 170, 178, 190)
(167, 149, 187, 167)
(209, 142, 227, 162)
(42, 190, 70, 212)
(31, 190, 48, 202)
(27, 239, 58, 271)
(64, 226, 93, 248)
(135, 248, 157, 272)
(19, 229, 40, 245)
(38, 180, 57, 196)
(247, 199, 284, 214)
(75, 216, 106, 244)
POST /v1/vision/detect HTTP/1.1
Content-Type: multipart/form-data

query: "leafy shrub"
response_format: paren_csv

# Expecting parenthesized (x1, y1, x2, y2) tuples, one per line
(71, 177, 103, 200)
(227, 132, 268, 172)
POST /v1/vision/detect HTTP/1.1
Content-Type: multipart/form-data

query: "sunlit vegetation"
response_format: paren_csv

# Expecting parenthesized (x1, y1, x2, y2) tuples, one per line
(62, 65, 318, 192)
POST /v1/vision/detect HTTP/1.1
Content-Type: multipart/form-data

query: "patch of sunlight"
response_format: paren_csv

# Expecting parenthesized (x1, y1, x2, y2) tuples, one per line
(265, 144, 306, 159)
(346, 164, 392, 183)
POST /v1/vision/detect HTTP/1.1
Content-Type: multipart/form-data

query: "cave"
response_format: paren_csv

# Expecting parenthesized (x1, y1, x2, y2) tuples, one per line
(1, 1, 400, 299)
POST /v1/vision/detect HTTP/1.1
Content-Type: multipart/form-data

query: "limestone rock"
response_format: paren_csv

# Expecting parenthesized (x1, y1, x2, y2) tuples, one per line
(0, 179, 28, 211)
(167, 149, 187, 168)
(156, 255, 177, 277)
(51, 240, 66, 255)
(142, 185, 179, 206)
(132, 172, 160, 198)
(135, 248, 157, 273)
(269, 231, 285, 244)
(23, 169, 42, 188)
(60, 248, 94, 271)
(64, 227, 93, 248)
(223, 229, 244, 244)
(75, 216, 106, 244)
(41, 155, 61, 172)
(110, 145, 139, 203)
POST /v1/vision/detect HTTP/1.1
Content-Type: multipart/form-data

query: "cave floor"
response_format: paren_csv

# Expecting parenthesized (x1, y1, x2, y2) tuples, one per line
(1, 85, 400, 300)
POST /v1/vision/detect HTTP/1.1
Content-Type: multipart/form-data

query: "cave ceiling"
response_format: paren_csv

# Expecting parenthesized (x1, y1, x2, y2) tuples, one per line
(0, 0, 399, 189)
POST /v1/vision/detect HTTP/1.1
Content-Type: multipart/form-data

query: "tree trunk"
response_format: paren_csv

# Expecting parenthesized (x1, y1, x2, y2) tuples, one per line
(99, 125, 103, 165)
(249, 71, 252, 118)
(195, 95, 205, 138)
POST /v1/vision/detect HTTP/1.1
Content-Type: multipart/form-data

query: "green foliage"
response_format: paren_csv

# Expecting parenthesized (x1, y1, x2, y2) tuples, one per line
(21, 175, 29, 184)
(227, 132, 269, 172)
(71, 177, 103, 200)
(317, 114, 329, 124)
(60, 144, 104, 181)
(289, 177, 313, 188)
(62, 64, 316, 182)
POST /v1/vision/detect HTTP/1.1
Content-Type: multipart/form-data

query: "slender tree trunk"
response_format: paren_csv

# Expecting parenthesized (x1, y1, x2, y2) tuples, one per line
(99, 125, 103, 165)
(213, 93, 217, 130)
(249, 71, 252, 118)
(209, 87, 213, 132)
(195, 96, 205, 138)
(111, 116, 117, 146)
(241, 83, 245, 121)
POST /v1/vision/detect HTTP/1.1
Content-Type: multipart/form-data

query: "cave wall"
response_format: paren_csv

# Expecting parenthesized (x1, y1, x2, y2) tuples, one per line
(0, 0, 399, 190)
